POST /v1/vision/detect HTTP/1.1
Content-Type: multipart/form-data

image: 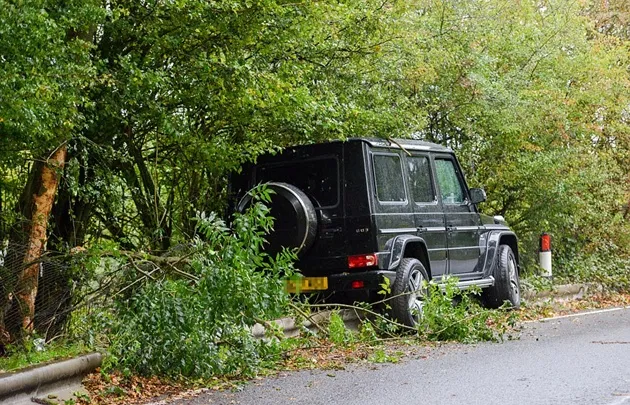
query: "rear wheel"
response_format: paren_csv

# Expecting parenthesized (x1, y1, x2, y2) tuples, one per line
(482, 245, 520, 309)
(391, 258, 429, 327)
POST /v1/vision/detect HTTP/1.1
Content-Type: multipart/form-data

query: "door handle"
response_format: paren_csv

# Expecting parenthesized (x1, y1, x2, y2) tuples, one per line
(417, 227, 427, 233)
(446, 225, 455, 232)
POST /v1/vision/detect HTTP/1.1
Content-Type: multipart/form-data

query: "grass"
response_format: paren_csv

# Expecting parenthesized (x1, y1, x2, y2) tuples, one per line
(0, 340, 90, 373)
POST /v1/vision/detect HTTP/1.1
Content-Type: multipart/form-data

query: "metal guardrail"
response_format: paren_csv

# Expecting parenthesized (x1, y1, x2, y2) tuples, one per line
(0, 353, 102, 405)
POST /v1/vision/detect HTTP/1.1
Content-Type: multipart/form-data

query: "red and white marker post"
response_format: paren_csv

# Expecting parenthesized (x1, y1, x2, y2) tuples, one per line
(539, 232, 552, 278)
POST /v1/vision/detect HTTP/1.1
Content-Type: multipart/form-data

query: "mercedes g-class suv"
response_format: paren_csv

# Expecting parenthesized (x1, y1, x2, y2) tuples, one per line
(229, 138, 521, 326)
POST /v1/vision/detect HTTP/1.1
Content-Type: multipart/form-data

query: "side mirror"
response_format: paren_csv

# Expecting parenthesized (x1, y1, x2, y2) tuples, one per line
(469, 188, 487, 205)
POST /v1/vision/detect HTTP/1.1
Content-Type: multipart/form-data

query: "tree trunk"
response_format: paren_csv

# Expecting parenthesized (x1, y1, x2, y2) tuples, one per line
(36, 143, 93, 338)
(13, 145, 67, 333)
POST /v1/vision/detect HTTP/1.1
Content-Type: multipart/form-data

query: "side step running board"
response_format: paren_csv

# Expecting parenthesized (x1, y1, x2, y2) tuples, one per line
(438, 276, 495, 291)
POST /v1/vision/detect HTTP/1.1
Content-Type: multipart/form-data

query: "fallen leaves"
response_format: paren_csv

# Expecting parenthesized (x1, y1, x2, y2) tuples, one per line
(81, 372, 185, 405)
(518, 292, 630, 321)
(278, 339, 371, 371)
(82, 369, 255, 404)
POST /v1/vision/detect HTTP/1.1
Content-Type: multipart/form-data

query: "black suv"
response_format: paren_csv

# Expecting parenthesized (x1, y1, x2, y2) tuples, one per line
(229, 138, 521, 326)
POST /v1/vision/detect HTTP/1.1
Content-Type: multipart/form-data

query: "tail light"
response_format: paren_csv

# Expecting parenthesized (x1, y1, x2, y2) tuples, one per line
(348, 254, 378, 269)
(351, 280, 365, 289)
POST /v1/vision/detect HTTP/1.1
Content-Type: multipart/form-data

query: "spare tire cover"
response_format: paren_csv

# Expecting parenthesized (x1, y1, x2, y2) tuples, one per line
(236, 182, 318, 257)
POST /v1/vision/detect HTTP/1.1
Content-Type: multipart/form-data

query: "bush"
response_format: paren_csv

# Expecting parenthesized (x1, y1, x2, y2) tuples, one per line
(105, 187, 296, 378)
(417, 278, 515, 343)
(555, 252, 630, 293)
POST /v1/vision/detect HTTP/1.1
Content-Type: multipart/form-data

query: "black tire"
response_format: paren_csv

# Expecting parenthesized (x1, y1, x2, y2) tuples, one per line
(237, 182, 318, 257)
(482, 245, 521, 309)
(391, 258, 429, 327)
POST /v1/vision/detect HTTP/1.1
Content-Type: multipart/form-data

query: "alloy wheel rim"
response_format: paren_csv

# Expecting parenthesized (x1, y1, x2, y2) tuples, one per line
(408, 268, 425, 323)
(508, 255, 519, 299)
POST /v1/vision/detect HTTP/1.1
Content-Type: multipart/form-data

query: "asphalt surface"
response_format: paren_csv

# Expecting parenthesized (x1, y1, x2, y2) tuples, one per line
(163, 307, 630, 405)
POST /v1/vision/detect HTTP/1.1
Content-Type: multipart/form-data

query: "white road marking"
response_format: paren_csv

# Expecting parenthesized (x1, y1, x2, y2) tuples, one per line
(605, 393, 630, 405)
(523, 306, 630, 324)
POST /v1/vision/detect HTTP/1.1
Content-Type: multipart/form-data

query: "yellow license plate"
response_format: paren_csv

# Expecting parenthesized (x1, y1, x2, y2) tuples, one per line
(286, 277, 328, 293)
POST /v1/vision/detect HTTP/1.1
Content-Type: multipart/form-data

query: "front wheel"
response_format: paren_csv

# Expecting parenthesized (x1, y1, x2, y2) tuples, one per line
(482, 245, 521, 309)
(391, 258, 429, 327)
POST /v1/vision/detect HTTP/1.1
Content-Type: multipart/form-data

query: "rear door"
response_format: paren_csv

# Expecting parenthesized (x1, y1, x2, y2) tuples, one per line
(433, 155, 482, 276)
(370, 151, 414, 253)
(405, 154, 447, 278)
(255, 146, 345, 275)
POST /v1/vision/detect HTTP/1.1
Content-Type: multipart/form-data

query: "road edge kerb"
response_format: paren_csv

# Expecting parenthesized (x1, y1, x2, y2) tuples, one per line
(0, 352, 102, 403)
(522, 282, 602, 303)
(252, 308, 362, 338)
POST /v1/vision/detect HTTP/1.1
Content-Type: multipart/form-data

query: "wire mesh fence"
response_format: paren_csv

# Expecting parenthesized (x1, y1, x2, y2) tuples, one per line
(0, 243, 83, 345)
(0, 238, 199, 352)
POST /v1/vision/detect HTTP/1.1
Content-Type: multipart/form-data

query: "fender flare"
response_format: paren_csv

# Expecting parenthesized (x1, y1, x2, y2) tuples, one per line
(385, 235, 431, 276)
(482, 230, 519, 277)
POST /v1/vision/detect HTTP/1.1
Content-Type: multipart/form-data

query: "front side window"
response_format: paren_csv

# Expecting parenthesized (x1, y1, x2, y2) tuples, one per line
(435, 159, 465, 204)
(407, 156, 435, 203)
(373, 154, 406, 203)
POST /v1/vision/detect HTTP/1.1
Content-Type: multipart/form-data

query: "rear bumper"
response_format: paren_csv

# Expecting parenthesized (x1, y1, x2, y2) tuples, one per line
(327, 270, 397, 292)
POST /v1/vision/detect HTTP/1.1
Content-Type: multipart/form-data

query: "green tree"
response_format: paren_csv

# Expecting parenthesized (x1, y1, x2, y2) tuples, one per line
(66, 0, 424, 251)
(0, 0, 102, 341)
(390, 0, 630, 266)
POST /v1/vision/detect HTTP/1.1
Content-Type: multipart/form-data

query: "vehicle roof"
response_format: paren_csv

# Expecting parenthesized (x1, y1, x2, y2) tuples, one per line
(350, 137, 452, 153)
(257, 138, 452, 162)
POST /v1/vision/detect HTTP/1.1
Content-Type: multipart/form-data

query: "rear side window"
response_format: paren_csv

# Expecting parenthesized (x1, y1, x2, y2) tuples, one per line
(373, 154, 406, 203)
(407, 156, 435, 203)
(257, 157, 339, 207)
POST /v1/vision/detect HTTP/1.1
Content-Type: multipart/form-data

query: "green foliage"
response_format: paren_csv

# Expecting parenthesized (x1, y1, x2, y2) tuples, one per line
(0, 0, 104, 242)
(2, 0, 630, 269)
(368, 348, 399, 364)
(378, 275, 392, 296)
(104, 188, 296, 378)
(417, 278, 516, 343)
(0, 338, 88, 373)
(356, 277, 517, 344)
(68, 0, 428, 249)
(327, 311, 355, 346)
(481, 146, 630, 271)
(521, 274, 554, 293)
(0, 0, 103, 155)
(555, 253, 630, 293)
(358, 320, 379, 343)
(394, 0, 630, 272)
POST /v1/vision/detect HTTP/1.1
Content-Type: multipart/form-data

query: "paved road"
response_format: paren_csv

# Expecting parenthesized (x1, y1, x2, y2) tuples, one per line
(165, 307, 630, 405)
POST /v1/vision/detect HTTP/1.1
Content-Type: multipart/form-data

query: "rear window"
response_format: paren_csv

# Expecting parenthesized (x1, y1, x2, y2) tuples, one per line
(256, 157, 339, 208)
